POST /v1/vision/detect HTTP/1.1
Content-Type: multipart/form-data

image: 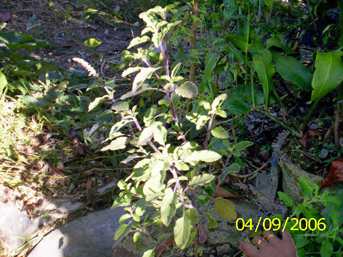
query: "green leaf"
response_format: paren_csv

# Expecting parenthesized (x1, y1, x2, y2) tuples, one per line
(133, 231, 142, 244)
(211, 93, 227, 110)
(273, 53, 312, 91)
(214, 197, 237, 222)
(174, 209, 195, 249)
(101, 137, 128, 151)
(114, 223, 129, 240)
(234, 141, 254, 152)
(143, 160, 166, 201)
(175, 81, 198, 99)
(152, 122, 167, 146)
(187, 150, 222, 163)
(171, 63, 182, 78)
(142, 249, 155, 257)
(211, 126, 229, 139)
(132, 67, 159, 92)
(0, 71, 8, 93)
(189, 174, 215, 187)
(161, 188, 177, 226)
(320, 240, 333, 257)
(128, 35, 150, 49)
(138, 127, 154, 146)
(298, 176, 319, 198)
(84, 37, 102, 48)
(253, 50, 275, 107)
(311, 51, 343, 102)
(224, 163, 241, 174)
(277, 192, 295, 208)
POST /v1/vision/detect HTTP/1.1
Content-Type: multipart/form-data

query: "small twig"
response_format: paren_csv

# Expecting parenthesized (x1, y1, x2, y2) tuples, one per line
(203, 113, 215, 148)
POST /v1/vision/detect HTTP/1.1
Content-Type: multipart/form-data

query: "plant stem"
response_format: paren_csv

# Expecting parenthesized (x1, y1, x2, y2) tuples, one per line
(189, 0, 199, 82)
(204, 113, 215, 148)
(261, 110, 301, 137)
(302, 100, 319, 130)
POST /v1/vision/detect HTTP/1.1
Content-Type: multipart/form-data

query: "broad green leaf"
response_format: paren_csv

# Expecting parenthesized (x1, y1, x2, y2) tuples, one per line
(175, 81, 198, 99)
(277, 191, 295, 208)
(273, 53, 312, 91)
(84, 37, 102, 48)
(0, 71, 8, 93)
(138, 127, 154, 146)
(142, 249, 155, 257)
(311, 51, 343, 101)
(214, 197, 237, 222)
(211, 126, 229, 139)
(114, 223, 129, 240)
(189, 174, 215, 187)
(187, 150, 222, 163)
(174, 209, 195, 249)
(132, 67, 159, 92)
(253, 50, 275, 107)
(161, 188, 177, 226)
(143, 160, 166, 200)
(320, 240, 333, 257)
(128, 35, 150, 49)
(101, 137, 127, 151)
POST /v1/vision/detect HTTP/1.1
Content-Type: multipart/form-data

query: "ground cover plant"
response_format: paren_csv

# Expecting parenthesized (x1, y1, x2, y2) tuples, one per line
(0, 0, 342, 257)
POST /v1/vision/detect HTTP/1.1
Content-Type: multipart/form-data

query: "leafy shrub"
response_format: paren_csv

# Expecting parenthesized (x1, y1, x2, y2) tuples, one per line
(279, 178, 343, 257)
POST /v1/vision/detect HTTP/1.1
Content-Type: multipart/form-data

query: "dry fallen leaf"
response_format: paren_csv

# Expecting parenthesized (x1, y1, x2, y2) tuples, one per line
(197, 224, 208, 244)
(214, 197, 237, 222)
(155, 238, 174, 257)
(321, 159, 343, 188)
(215, 184, 239, 199)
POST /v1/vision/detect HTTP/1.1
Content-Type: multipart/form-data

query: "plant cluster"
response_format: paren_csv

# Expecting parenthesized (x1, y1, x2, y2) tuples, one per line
(101, 1, 343, 257)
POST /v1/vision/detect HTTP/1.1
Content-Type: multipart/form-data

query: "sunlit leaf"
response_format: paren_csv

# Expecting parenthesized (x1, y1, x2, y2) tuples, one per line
(132, 67, 159, 92)
(174, 209, 196, 249)
(122, 67, 141, 77)
(114, 223, 129, 240)
(88, 96, 108, 111)
(101, 137, 128, 151)
(84, 37, 102, 48)
(175, 81, 198, 99)
(128, 35, 150, 49)
(189, 174, 215, 187)
(161, 188, 177, 226)
(152, 122, 167, 145)
(186, 150, 222, 163)
(138, 127, 154, 146)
